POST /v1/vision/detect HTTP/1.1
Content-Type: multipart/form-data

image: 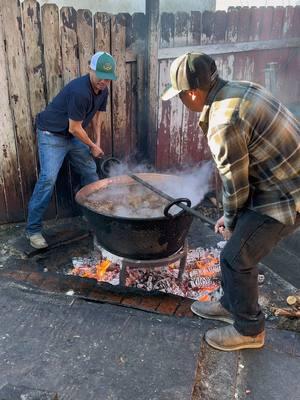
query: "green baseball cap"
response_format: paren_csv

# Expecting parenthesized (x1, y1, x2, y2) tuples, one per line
(90, 51, 117, 80)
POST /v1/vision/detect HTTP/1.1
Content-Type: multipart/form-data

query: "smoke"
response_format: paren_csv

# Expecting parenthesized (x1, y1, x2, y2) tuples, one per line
(155, 161, 213, 207)
(106, 160, 213, 206)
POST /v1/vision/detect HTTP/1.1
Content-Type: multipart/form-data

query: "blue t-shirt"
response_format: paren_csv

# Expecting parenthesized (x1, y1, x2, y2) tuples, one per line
(36, 74, 108, 136)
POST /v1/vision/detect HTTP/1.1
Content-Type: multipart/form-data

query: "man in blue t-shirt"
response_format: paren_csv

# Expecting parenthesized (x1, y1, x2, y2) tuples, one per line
(26, 51, 117, 249)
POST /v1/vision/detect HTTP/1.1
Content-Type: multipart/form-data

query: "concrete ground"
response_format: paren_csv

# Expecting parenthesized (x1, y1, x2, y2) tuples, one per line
(0, 217, 299, 399)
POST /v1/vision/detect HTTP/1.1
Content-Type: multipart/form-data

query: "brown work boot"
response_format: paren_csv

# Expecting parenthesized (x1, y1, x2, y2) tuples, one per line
(205, 325, 265, 351)
(191, 301, 234, 324)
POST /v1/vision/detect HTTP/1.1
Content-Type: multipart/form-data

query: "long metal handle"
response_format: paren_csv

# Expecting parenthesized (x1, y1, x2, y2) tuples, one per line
(130, 174, 216, 227)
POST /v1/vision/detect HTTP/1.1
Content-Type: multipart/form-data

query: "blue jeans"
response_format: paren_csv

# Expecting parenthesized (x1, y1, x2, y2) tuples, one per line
(26, 129, 99, 234)
(220, 209, 300, 336)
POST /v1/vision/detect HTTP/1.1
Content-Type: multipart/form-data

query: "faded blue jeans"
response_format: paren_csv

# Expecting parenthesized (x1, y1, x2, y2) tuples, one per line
(26, 129, 99, 235)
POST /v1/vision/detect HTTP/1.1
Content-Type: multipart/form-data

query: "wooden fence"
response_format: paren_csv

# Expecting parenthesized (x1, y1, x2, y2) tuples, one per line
(156, 6, 300, 168)
(0, 0, 148, 223)
(0, 1, 299, 224)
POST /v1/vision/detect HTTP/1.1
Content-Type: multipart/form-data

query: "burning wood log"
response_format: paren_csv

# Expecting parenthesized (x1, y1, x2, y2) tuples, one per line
(286, 295, 300, 307)
(69, 247, 222, 301)
(271, 307, 300, 318)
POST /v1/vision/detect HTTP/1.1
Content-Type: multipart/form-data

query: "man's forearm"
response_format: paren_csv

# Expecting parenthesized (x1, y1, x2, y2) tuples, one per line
(91, 113, 101, 146)
(69, 126, 96, 149)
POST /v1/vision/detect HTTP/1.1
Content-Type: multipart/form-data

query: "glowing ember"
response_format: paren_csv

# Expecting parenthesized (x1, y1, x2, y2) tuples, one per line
(70, 247, 222, 301)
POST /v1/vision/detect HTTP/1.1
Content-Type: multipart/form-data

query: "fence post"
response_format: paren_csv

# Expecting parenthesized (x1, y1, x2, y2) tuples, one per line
(145, 0, 160, 165)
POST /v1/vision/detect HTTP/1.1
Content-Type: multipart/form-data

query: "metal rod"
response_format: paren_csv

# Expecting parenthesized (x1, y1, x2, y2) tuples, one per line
(129, 174, 216, 227)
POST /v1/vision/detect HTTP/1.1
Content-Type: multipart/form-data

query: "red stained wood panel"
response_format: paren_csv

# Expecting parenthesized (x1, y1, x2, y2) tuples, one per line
(281, 6, 300, 106)
(156, 13, 175, 169)
(233, 7, 254, 82)
(168, 12, 189, 167)
(226, 7, 239, 43)
(249, 7, 263, 42)
(156, 60, 171, 169)
(237, 7, 252, 42)
(271, 7, 285, 39)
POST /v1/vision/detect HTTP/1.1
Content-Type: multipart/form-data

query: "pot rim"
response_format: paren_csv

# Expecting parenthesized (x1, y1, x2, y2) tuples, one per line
(75, 172, 199, 221)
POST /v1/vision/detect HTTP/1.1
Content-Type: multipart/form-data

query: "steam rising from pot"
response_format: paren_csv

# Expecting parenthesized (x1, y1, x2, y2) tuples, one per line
(85, 161, 213, 218)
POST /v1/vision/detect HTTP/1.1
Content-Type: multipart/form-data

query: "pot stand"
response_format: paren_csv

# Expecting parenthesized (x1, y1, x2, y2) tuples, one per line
(118, 240, 188, 286)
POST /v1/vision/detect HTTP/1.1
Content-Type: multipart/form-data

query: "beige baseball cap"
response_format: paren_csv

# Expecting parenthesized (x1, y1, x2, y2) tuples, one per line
(161, 52, 218, 101)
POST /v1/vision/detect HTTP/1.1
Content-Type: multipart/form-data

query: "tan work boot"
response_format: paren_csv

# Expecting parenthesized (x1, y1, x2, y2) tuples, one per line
(205, 325, 265, 351)
(191, 301, 234, 324)
(26, 232, 48, 249)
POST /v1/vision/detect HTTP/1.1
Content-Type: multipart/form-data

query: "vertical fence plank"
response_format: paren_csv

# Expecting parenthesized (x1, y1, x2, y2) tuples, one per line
(130, 61, 138, 158)
(175, 12, 189, 47)
(160, 12, 174, 49)
(94, 12, 112, 156)
(282, 5, 294, 38)
(41, 3, 62, 219)
(189, 11, 201, 45)
(124, 14, 136, 159)
(58, 6, 79, 217)
(157, 60, 171, 170)
(22, 0, 46, 121)
(213, 10, 227, 43)
(249, 7, 262, 41)
(77, 8, 94, 160)
(111, 14, 127, 159)
(77, 9, 93, 75)
(23, 0, 57, 220)
(132, 12, 147, 159)
(0, 12, 24, 222)
(281, 6, 300, 106)
(271, 6, 284, 39)
(146, 0, 159, 165)
(181, 11, 210, 166)
(0, 178, 6, 223)
(168, 12, 189, 167)
(201, 10, 215, 44)
(234, 7, 254, 81)
(181, 11, 198, 166)
(61, 7, 79, 84)
(42, 4, 63, 99)
(1, 0, 38, 218)
(226, 7, 239, 43)
(237, 6, 251, 42)
(257, 5, 274, 90)
(260, 6, 274, 41)
(156, 12, 174, 169)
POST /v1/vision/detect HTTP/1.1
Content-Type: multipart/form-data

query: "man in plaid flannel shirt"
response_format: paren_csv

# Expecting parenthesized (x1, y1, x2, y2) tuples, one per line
(162, 52, 300, 351)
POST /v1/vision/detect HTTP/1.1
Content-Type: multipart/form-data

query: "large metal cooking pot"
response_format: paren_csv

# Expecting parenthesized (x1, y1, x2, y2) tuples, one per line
(75, 173, 197, 260)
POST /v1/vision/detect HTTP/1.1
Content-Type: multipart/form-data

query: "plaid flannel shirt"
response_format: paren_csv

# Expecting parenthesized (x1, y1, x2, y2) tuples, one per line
(199, 79, 300, 229)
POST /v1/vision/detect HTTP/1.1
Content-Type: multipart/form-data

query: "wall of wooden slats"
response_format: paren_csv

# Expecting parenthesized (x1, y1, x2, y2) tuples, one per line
(0, 2, 299, 224)
(156, 6, 300, 169)
(0, 0, 147, 223)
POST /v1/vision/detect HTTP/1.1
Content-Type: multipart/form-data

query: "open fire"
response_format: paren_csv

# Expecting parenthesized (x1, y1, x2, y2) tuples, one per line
(70, 246, 222, 302)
